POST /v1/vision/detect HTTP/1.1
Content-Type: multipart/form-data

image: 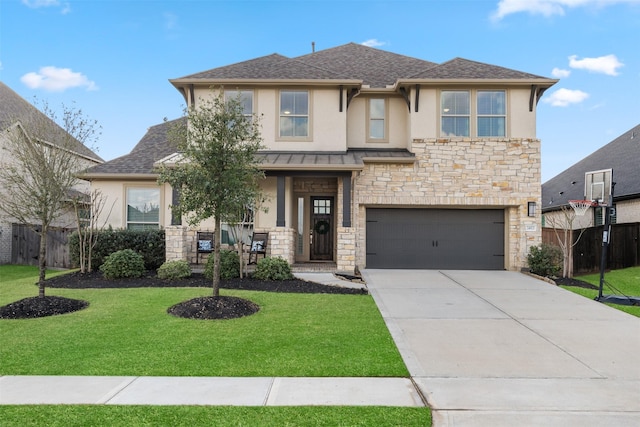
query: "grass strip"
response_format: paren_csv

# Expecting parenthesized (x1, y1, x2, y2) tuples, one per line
(0, 406, 431, 427)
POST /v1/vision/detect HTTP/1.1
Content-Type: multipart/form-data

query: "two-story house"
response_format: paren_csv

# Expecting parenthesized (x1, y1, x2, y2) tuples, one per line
(82, 43, 556, 273)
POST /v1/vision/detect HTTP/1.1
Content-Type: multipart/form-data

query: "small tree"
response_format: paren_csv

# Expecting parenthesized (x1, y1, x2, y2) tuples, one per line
(71, 189, 115, 273)
(158, 90, 265, 297)
(544, 206, 589, 278)
(0, 101, 100, 296)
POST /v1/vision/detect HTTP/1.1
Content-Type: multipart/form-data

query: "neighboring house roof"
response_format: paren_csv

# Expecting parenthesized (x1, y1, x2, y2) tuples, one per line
(542, 123, 640, 211)
(171, 42, 554, 90)
(0, 81, 104, 163)
(82, 118, 185, 178)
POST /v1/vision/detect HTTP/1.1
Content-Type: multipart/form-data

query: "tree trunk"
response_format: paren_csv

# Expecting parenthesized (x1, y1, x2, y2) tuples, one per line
(237, 242, 244, 279)
(212, 214, 222, 297)
(38, 226, 47, 298)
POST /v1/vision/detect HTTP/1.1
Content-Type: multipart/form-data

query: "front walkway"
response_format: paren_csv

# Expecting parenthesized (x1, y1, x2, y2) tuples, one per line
(362, 269, 640, 427)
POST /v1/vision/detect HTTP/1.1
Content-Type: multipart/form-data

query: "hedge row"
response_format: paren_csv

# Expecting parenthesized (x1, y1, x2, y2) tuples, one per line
(69, 228, 165, 270)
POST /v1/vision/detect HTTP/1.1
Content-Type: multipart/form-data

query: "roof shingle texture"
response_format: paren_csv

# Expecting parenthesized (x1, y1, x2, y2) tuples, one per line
(176, 42, 548, 88)
(0, 82, 104, 162)
(542, 124, 640, 210)
(84, 118, 185, 175)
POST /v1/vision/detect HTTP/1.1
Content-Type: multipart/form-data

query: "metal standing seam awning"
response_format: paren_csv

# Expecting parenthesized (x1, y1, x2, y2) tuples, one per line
(258, 149, 416, 228)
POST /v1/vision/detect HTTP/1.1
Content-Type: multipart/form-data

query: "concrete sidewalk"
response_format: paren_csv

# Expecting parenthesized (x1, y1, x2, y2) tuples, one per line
(0, 376, 423, 407)
(362, 269, 640, 427)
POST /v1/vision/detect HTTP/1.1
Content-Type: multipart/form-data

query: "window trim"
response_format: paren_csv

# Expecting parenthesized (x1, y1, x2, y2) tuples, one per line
(277, 89, 312, 141)
(366, 97, 388, 142)
(124, 185, 162, 230)
(439, 89, 508, 138)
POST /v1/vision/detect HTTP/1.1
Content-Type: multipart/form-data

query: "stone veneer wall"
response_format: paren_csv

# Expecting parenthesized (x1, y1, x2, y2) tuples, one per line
(267, 227, 296, 265)
(353, 138, 542, 271)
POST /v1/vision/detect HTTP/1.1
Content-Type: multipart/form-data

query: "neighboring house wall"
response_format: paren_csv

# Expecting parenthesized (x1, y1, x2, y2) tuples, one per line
(544, 198, 640, 231)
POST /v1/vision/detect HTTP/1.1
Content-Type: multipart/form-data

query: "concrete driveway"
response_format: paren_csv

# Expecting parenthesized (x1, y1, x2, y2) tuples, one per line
(362, 270, 640, 427)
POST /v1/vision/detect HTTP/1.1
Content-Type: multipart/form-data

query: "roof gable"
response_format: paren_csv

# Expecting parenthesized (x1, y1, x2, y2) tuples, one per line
(411, 57, 548, 80)
(0, 82, 104, 163)
(83, 118, 185, 176)
(542, 124, 640, 209)
(294, 42, 437, 87)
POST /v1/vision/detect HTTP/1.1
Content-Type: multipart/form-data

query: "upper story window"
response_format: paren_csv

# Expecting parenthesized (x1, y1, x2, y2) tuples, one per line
(279, 90, 308, 138)
(441, 90, 507, 137)
(368, 98, 386, 141)
(224, 90, 253, 118)
(126, 187, 160, 230)
(441, 91, 470, 137)
(477, 90, 506, 137)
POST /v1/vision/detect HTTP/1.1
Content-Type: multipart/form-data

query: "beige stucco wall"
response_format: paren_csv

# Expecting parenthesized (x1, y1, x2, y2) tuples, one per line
(192, 86, 348, 152)
(346, 95, 409, 149)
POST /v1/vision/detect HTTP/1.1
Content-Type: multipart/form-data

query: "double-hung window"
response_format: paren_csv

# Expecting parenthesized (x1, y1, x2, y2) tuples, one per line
(477, 90, 506, 137)
(126, 187, 160, 230)
(279, 90, 308, 138)
(368, 98, 386, 141)
(441, 91, 470, 137)
(224, 90, 253, 119)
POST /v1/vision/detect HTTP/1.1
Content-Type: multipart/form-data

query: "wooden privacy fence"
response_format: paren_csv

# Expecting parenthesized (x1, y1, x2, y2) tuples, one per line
(11, 224, 74, 269)
(543, 223, 640, 275)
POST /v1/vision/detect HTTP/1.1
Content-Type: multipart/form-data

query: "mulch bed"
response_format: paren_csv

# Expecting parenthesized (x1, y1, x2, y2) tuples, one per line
(553, 276, 598, 289)
(1, 271, 367, 320)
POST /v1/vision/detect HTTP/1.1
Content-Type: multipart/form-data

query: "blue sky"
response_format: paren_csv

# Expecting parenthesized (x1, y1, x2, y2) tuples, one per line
(1, 0, 638, 182)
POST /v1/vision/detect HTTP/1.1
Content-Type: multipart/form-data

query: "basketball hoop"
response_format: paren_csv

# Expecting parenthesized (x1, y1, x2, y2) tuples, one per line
(569, 200, 596, 216)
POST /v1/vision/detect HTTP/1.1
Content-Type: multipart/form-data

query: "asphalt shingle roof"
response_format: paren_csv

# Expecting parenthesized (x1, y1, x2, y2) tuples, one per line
(83, 118, 185, 176)
(174, 42, 550, 89)
(542, 124, 640, 210)
(0, 82, 104, 163)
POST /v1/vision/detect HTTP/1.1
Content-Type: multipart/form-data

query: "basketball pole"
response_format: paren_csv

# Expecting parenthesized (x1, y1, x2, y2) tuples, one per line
(597, 181, 615, 301)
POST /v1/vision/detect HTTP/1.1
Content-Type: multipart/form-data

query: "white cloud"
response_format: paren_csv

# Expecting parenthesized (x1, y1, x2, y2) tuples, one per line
(164, 12, 178, 30)
(491, 0, 640, 21)
(552, 67, 571, 78)
(22, 0, 70, 14)
(361, 39, 386, 47)
(20, 66, 98, 92)
(543, 88, 589, 107)
(568, 54, 623, 76)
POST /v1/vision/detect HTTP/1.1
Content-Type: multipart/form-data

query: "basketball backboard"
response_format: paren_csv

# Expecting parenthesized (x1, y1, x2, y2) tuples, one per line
(585, 169, 612, 206)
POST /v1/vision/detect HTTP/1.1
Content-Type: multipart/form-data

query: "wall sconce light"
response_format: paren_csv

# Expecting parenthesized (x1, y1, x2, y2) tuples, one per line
(528, 202, 536, 217)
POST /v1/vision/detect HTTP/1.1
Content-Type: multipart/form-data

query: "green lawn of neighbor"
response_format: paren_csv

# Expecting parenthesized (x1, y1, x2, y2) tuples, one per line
(561, 266, 640, 317)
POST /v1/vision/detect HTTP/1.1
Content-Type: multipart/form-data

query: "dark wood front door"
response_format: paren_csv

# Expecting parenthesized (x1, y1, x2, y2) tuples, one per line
(310, 196, 334, 260)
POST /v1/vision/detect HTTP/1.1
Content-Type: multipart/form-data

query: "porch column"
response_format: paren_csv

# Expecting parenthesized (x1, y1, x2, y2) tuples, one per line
(342, 175, 352, 227)
(276, 175, 286, 227)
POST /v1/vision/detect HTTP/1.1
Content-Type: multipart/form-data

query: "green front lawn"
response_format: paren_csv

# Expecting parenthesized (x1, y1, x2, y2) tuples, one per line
(0, 266, 407, 377)
(561, 266, 640, 317)
(0, 266, 431, 426)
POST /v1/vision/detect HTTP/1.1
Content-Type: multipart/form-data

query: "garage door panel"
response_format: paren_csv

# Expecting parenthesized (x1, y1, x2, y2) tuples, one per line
(366, 208, 504, 270)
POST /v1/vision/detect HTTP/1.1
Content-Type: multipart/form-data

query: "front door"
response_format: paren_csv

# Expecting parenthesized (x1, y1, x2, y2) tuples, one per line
(310, 196, 334, 260)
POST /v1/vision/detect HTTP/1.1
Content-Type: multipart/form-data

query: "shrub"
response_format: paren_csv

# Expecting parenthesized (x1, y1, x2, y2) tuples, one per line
(70, 228, 165, 271)
(99, 249, 146, 279)
(527, 244, 562, 277)
(204, 250, 240, 280)
(253, 257, 293, 281)
(157, 260, 192, 280)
